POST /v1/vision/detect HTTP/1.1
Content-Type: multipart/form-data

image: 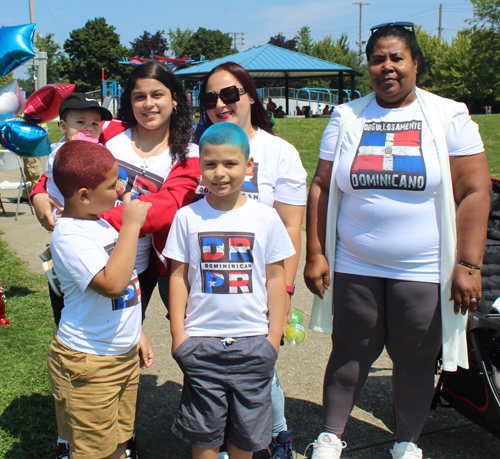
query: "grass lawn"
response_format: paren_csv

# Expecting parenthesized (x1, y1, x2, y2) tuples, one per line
(0, 238, 56, 458)
(473, 114, 500, 178)
(274, 114, 500, 182)
(47, 121, 61, 144)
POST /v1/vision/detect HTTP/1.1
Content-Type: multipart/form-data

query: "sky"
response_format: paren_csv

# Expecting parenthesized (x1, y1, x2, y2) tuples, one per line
(3, 0, 475, 79)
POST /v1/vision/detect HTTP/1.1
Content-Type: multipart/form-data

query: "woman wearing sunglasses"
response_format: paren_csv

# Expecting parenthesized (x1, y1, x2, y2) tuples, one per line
(199, 62, 307, 459)
(304, 23, 491, 459)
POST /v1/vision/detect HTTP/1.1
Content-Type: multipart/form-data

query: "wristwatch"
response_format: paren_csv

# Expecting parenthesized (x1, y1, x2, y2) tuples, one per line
(286, 284, 295, 296)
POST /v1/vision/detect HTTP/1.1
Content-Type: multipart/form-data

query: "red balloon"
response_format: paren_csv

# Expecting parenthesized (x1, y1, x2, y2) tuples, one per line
(23, 83, 75, 124)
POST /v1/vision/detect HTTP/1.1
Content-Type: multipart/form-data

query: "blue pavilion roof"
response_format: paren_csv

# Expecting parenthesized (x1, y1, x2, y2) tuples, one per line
(175, 44, 363, 80)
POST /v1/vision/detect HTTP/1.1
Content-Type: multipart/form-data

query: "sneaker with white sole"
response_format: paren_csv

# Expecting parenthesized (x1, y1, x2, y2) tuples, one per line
(39, 244, 52, 262)
(390, 441, 423, 459)
(125, 433, 138, 459)
(269, 428, 295, 459)
(304, 432, 346, 459)
(43, 260, 63, 297)
(55, 441, 69, 459)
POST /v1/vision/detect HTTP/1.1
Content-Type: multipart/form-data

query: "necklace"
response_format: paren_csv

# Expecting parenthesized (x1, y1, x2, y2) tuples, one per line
(135, 127, 168, 174)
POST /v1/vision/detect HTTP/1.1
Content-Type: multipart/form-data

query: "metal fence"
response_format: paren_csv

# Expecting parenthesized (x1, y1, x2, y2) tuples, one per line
(258, 87, 334, 103)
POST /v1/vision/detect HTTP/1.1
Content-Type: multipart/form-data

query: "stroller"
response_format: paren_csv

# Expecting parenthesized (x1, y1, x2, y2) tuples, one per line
(433, 179, 500, 439)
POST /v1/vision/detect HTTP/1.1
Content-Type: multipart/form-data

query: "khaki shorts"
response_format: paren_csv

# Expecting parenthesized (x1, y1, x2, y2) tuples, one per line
(47, 336, 139, 459)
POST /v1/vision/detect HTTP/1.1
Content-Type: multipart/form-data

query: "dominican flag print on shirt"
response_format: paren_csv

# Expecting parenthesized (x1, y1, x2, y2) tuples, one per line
(350, 120, 426, 191)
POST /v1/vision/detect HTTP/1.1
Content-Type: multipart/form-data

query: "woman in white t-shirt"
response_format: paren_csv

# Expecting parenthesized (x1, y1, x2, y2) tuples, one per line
(304, 23, 491, 459)
(199, 62, 307, 458)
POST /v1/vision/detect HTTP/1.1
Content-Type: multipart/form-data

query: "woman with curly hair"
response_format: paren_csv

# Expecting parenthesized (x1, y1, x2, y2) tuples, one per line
(32, 61, 200, 320)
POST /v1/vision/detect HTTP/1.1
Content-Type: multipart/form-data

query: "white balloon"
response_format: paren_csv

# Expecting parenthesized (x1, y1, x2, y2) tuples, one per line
(0, 80, 25, 124)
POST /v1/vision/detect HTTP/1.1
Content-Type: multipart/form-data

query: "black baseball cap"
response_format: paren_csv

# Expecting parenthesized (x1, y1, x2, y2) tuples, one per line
(59, 93, 113, 121)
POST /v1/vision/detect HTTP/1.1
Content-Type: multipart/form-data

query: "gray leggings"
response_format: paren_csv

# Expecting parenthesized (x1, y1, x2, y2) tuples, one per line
(323, 273, 442, 442)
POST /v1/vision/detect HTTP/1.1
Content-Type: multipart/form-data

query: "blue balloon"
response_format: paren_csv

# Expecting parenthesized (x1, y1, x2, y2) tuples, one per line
(0, 24, 36, 78)
(0, 120, 51, 157)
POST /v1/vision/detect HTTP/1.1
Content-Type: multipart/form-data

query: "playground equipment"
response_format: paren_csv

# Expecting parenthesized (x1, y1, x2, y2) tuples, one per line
(191, 82, 202, 108)
(295, 87, 362, 113)
(102, 80, 121, 100)
(120, 54, 193, 68)
(119, 51, 208, 71)
(102, 80, 121, 116)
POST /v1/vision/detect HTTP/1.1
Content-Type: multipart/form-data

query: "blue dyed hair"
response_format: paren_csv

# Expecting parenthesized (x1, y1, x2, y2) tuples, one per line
(199, 123, 250, 160)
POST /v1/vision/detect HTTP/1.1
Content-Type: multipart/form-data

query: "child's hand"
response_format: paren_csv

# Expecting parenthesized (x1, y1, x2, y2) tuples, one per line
(171, 332, 189, 355)
(139, 329, 154, 369)
(121, 192, 152, 230)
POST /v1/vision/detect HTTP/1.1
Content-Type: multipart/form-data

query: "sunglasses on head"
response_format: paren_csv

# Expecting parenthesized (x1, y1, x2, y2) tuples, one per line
(200, 85, 247, 110)
(370, 21, 415, 34)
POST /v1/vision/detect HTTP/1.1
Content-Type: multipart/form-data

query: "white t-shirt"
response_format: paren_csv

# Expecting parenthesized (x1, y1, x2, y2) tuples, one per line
(52, 217, 141, 355)
(163, 198, 295, 337)
(196, 128, 307, 207)
(46, 137, 66, 208)
(105, 129, 199, 273)
(319, 98, 484, 282)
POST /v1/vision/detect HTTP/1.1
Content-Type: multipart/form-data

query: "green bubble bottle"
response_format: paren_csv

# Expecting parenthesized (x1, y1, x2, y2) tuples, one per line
(285, 310, 307, 345)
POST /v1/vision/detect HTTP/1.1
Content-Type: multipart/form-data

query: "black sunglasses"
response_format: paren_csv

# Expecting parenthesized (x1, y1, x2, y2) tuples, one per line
(370, 21, 415, 34)
(200, 85, 247, 110)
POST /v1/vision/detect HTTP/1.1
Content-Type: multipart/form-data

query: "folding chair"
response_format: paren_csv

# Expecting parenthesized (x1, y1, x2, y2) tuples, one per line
(0, 149, 34, 220)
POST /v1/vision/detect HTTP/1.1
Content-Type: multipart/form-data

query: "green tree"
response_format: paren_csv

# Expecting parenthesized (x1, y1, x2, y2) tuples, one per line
(415, 26, 446, 90)
(130, 30, 168, 57)
(471, 0, 500, 30)
(309, 34, 370, 95)
(0, 74, 14, 87)
(16, 77, 34, 92)
(311, 34, 358, 67)
(295, 26, 313, 55)
(182, 28, 236, 61)
(423, 29, 473, 100)
(167, 28, 193, 58)
(269, 33, 297, 51)
(28, 33, 68, 84)
(62, 17, 130, 92)
(468, 0, 500, 102)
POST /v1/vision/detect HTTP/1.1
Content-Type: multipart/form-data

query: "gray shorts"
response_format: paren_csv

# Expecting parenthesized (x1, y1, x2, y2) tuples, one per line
(172, 335, 278, 451)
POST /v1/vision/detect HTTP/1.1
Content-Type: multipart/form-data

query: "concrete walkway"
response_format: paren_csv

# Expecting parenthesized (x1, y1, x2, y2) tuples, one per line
(0, 167, 499, 458)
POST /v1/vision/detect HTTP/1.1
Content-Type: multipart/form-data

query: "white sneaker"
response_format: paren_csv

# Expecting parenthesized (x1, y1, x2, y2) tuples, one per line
(217, 452, 228, 459)
(304, 432, 346, 459)
(390, 442, 423, 459)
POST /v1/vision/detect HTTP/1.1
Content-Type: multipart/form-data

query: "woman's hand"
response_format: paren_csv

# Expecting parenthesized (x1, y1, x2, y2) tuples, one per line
(32, 193, 63, 231)
(450, 153, 490, 316)
(305, 159, 332, 298)
(304, 253, 331, 298)
(450, 263, 482, 315)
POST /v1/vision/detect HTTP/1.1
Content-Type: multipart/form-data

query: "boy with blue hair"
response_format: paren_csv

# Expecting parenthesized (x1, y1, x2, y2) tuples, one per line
(164, 123, 295, 459)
